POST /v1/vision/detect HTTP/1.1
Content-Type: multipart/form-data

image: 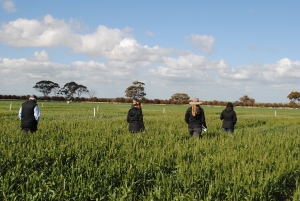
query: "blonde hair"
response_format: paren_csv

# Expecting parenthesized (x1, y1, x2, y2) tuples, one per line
(192, 105, 198, 116)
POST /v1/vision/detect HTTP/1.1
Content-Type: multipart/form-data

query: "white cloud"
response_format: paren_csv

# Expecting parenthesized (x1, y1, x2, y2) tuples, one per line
(218, 58, 300, 86)
(0, 57, 67, 84)
(0, 15, 80, 47)
(185, 34, 215, 55)
(1, 52, 300, 102)
(0, 15, 180, 62)
(2, 0, 16, 12)
(144, 58, 300, 102)
(148, 55, 229, 83)
(29, 50, 50, 62)
(0, 55, 150, 92)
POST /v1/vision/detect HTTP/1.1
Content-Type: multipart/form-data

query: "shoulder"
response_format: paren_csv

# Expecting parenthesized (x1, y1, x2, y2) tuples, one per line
(186, 107, 192, 112)
(198, 106, 204, 112)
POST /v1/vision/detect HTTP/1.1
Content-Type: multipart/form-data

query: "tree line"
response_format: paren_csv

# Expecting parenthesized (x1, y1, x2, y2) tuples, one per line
(1, 94, 299, 108)
(1, 80, 299, 108)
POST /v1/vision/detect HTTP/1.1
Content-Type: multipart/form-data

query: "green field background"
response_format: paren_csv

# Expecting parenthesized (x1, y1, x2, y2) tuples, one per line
(0, 101, 299, 200)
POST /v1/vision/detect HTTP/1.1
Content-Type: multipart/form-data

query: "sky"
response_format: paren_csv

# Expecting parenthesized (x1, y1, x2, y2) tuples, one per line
(0, 0, 299, 103)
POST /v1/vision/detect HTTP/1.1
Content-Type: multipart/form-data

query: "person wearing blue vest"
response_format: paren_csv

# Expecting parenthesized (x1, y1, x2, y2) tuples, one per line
(18, 95, 40, 133)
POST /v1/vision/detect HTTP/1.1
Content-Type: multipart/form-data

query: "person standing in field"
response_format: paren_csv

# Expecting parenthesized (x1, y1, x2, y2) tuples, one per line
(220, 102, 237, 134)
(18, 95, 40, 134)
(127, 101, 145, 133)
(185, 97, 207, 138)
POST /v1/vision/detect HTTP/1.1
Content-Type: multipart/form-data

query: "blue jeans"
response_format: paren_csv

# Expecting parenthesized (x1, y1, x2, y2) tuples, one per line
(222, 128, 234, 134)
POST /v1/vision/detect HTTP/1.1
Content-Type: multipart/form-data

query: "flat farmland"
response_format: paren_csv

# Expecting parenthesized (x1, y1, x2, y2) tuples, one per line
(0, 101, 299, 200)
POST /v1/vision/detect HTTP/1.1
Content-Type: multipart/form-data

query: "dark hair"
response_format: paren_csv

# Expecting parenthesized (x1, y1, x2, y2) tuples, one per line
(226, 102, 233, 107)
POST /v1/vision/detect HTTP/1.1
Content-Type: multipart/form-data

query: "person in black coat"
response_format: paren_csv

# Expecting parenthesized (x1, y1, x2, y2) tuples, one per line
(185, 97, 207, 138)
(220, 102, 237, 134)
(18, 95, 40, 133)
(127, 101, 145, 133)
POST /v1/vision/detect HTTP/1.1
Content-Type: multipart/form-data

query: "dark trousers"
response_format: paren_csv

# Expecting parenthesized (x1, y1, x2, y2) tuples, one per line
(20, 127, 37, 134)
(188, 127, 202, 138)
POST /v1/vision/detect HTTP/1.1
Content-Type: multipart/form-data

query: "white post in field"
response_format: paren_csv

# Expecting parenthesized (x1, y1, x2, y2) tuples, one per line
(42, 103, 44, 107)
(94, 108, 96, 117)
(10, 102, 12, 110)
(275, 111, 276, 116)
(163, 108, 165, 114)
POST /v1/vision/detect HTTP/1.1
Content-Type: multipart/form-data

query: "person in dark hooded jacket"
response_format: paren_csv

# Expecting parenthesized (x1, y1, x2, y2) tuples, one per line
(127, 101, 145, 133)
(220, 102, 237, 134)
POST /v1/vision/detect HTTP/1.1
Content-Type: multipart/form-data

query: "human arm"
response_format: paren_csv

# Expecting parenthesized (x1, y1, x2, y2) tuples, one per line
(184, 108, 190, 124)
(138, 110, 145, 131)
(201, 108, 207, 128)
(220, 111, 224, 120)
(127, 110, 131, 123)
(233, 111, 237, 125)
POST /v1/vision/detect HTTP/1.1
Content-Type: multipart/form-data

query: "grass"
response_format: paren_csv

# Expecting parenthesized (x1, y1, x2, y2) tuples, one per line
(0, 101, 299, 200)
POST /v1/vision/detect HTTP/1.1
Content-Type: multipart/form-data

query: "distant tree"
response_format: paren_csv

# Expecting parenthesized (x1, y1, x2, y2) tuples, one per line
(76, 84, 89, 97)
(58, 81, 83, 98)
(125, 81, 146, 99)
(239, 95, 249, 102)
(287, 91, 300, 104)
(239, 95, 255, 103)
(53, 87, 60, 97)
(88, 90, 97, 98)
(33, 80, 60, 97)
(153, 99, 161, 104)
(170, 93, 190, 101)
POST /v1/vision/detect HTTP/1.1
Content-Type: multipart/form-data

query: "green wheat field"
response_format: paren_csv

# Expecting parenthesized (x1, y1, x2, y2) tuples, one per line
(0, 101, 299, 200)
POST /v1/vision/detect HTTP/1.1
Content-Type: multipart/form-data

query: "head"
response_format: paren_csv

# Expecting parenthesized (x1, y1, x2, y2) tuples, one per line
(132, 98, 138, 104)
(226, 102, 234, 108)
(134, 101, 141, 109)
(29, 95, 38, 102)
(189, 97, 203, 106)
(189, 97, 202, 116)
